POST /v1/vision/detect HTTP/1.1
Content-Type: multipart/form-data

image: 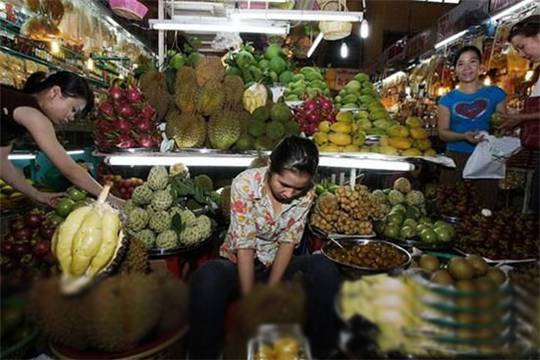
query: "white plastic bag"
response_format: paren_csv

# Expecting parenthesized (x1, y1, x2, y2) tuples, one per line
(463, 133, 521, 179)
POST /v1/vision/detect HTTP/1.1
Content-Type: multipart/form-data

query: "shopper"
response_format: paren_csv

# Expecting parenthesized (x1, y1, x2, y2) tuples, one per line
(188, 135, 339, 359)
(0, 71, 125, 208)
(500, 15, 540, 213)
(438, 45, 507, 209)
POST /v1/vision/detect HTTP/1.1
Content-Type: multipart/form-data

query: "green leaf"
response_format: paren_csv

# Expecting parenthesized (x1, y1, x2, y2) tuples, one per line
(171, 213, 184, 234)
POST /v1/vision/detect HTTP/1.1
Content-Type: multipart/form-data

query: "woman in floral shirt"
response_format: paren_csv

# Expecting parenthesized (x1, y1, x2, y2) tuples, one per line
(189, 136, 339, 359)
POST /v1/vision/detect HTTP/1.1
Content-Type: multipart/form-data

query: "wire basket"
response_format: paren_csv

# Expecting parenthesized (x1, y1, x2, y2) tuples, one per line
(317, 0, 352, 40)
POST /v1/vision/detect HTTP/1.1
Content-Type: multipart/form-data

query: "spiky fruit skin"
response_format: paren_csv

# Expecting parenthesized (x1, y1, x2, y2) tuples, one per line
(155, 271, 189, 333)
(149, 210, 172, 233)
(150, 187, 173, 211)
(170, 113, 207, 148)
(127, 207, 149, 232)
(136, 229, 156, 249)
(193, 174, 213, 192)
(119, 238, 150, 274)
(175, 67, 199, 114)
(208, 110, 242, 150)
(147, 166, 169, 191)
(196, 80, 225, 116)
(179, 225, 200, 244)
(219, 186, 231, 219)
(195, 56, 225, 87)
(88, 274, 162, 352)
(132, 184, 153, 206)
(156, 230, 178, 249)
(223, 75, 245, 110)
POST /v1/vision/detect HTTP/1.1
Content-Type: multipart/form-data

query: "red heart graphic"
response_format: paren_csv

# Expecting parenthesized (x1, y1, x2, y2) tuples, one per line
(455, 99, 488, 119)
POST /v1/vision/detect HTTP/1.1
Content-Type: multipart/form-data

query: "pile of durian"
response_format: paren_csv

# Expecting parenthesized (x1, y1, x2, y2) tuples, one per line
(124, 166, 213, 250)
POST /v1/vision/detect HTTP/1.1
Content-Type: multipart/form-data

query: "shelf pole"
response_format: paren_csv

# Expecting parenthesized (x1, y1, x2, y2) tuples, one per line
(158, 0, 165, 67)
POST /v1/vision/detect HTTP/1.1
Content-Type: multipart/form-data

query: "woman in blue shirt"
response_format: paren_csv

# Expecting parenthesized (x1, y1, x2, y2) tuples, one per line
(438, 46, 507, 209)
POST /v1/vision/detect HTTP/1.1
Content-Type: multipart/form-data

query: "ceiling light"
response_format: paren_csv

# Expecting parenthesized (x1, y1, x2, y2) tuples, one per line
(8, 153, 36, 160)
(434, 29, 468, 49)
(360, 19, 369, 38)
(318, 156, 414, 171)
(340, 42, 348, 58)
(149, 20, 289, 35)
(491, 0, 534, 21)
(230, 9, 363, 22)
(307, 33, 324, 58)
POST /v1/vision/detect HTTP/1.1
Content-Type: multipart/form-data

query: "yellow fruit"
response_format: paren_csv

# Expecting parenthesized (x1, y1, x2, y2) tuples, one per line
(313, 132, 329, 146)
(352, 134, 365, 146)
(405, 116, 423, 128)
(379, 135, 389, 147)
(388, 137, 412, 150)
(401, 148, 422, 156)
(336, 111, 353, 123)
(328, 132, 352, 146)
(387, 125, 409, 138)
(410, 127, 429, 140)
(379, 145, 399, 155)
(414, 138, 432, 150)
(369, 144, 380, 153)
(343, 145, 361, 152)
(424, 148, 437, 157)
(318, 121, 331, 133)
(319, 144, 341, 152)
(330, 122, 352, 134)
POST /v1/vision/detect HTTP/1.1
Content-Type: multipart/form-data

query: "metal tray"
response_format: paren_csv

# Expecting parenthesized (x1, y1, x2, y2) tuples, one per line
(453, 247, 538, 264)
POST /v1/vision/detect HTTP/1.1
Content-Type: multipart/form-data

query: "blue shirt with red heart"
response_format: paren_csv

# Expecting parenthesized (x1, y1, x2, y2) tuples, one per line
(439, 86, 506, 153)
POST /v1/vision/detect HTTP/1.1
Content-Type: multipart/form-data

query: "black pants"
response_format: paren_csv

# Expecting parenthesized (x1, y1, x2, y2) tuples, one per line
(188, 254, 340, 359)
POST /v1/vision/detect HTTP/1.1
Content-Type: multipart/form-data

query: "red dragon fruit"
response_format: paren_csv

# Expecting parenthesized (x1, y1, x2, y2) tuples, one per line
(293, 96, 337, 135)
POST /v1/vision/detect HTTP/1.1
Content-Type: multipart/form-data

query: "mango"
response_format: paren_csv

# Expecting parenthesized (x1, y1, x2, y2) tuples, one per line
(318, 121, 331, 133)
(379, 145, 399, 155)
(388, 137, 412, 150)
(388, 125, 410, 138)
(410, 127, 428, 140)
(414, 138, 432, 151)
(336, 111, 354, 123)
(343, 145, 361, 152)
(330, 122, 352, 134)
(424, 149, 437, 157)
(328, 132, 352, 146)
(401, 148, 422, 156)
(319, 144, 341, 152)
(405, 116, 423, 128)
(313, 132, 329, 146)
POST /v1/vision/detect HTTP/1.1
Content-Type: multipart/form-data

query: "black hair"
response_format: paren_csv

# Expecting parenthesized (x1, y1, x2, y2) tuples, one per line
(508, 15, 540, 42)
(23, 71, 94, 116)
(454, 45, 482, 67)
(269, 135, 319, 177)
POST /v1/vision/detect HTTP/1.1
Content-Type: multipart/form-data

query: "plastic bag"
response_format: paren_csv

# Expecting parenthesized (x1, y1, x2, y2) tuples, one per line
(463, 133, 521, 179)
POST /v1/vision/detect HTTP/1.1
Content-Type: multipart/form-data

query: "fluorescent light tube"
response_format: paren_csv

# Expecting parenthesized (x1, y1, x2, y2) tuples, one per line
(434, 29, 468, 49)
(149, 20, 289, 35)
(307, 33, 324, 58)
(67, 150, 85, 155)
(318, 156, 414, 171)
(491, 0, 534, 21)
(8, 154, 36, 160)
(230, 9, 363, 22)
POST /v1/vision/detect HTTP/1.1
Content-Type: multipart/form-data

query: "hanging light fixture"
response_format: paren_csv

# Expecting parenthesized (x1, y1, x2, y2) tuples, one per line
(307, 33, 324, 58)
(50, 40, 60, 54)
(340, 42, 349, 58)
(360, 19, 369, 38)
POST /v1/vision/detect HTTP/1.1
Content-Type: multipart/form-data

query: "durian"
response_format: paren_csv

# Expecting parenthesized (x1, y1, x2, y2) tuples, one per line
(208, 111, 242, 150)
(195, 56, 225, 86)
(171, 113, 207, 149)
(196, 80, 225, 117)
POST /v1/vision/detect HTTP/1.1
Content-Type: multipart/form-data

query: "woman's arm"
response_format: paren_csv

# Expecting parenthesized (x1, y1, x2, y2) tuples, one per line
(499, 112, 540, 130)
(268, 242, 295, 286)
(237, 248, 255, 296)
(438, 105, 482, 144)
(0, 145, 63, 206)
(15, 107, 125, 207)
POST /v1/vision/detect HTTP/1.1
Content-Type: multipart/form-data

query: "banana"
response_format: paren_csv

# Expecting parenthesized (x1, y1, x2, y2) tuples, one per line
(51, 230, 59, 257)
(87, 209, 121, 276)
(55, 207, 92, 274)
(71, 209, 103, 276)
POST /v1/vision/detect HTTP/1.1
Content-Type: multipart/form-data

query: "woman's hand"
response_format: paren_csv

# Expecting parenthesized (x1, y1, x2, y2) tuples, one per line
(498, 113, 523, 130)
(34, 191, 65, 207)
(463, 131, 484, 144)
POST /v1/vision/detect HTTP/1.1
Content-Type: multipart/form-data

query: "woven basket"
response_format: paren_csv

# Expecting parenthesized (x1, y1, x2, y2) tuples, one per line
(318, 0, 352, 40)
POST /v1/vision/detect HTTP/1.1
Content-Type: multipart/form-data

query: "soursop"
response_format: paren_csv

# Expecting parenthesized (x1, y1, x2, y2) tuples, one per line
(193, 175, 213, 192)
(147, 166, 169, 191)
(132, 184, 153, 206)
(128, 207, 149, 232)
(156, 230, 178, 249)
(136, 229, 156, 249)
(148, 210, 172, 233)
(150, 187, 173, 211)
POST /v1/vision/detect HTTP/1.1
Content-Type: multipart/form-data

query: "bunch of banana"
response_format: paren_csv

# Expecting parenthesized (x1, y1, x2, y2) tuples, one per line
(52, 185, 125, 294)
(243, 83, 268, 114)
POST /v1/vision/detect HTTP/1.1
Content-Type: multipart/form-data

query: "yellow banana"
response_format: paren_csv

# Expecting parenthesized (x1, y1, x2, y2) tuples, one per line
(71, 209, 103, 276)
(51, 230, 59, 257)
(87, 209, 121, 276)
(56, 207, 92, 274)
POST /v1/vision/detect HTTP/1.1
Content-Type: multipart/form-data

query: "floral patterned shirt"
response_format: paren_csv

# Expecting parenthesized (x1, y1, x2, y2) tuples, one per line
(220, 167, 315, 267)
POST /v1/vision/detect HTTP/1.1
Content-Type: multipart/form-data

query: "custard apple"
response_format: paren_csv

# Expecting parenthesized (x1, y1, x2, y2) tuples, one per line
(150, 187, 173, 210)
(136, 229, 156, 249)
(180, 209, 196, 225)
(156, 230, 178, 249)
(179, 226, 200, 245)
(123, 199, 136, 216)
(127, 207, 149, 232)
(147, 166, 169, 190)
(148, 210, 172, 233)
(196, 215, 212, 238)
(132, 184, 153, 205)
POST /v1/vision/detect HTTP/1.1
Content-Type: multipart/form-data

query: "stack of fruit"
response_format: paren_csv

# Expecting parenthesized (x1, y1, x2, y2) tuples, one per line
(235, 102, 300, 151)
(1, 209, 57, 292)
(374, 117, 435, 157)
(0, 179, 32, 211)
(310, 184, 384, 236)
(125, 166, 214, 250)
(293, 96, 336, 135)
(510, 264, 540, 351)
(434, 182, 480, 219)
(333, 72, 379, 111)
(374, 178, 454, 246)
(94, 83, 161, 152)
(313, 111, 364, 152)
(455, 209, 539, 261)
(283, 66, 330, 101)
(99, 175, 144, 200)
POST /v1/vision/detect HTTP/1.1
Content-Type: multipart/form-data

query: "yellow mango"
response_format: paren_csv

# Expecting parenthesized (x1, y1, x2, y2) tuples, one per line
(401, 148, 422, 157)
(410, 127, 429, 140)
(313, 132, 329, 146)
(352, 134, 365, 146)
(379, 145, 399, 155)
(319, 144, 341, 152)
(336, 111, 354, 123)
(328, 132, 352, 146)
(405, 116, 423, 128)
(318, 121, 331, 133)
(388, 137, 412, 150)
(379, 135, 389, 147)
(424, 148, 437, 157)
(387, 125, 409, 138)
(414, 138, 432, 150)
(343, 145, 361, 152)
(330, 122, 352, 134)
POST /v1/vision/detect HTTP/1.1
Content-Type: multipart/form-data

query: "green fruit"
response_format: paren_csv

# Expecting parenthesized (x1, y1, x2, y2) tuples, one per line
(400, 225, 416, 239)
(269, 56, 287, 75)
(434, 220, 448, 228)
(386, 213, 404, 226)
(383, 224, 400, 239)
(169, 53, 186, 70)
(403, 218, 418, 228)
(374, 221, 385, 235)
(419, 254, 440, 272)
(416, 223, 430, 233)
(419, 228, 437, 243)
(418, 216, 432, 225)
(434, 226, 453, 242)
(279, 70, 294, 85)
(406, 206, 421, 220)
(265, 43, 284, 60)
(55, 198, 75, 217)
(448, 257, 475, 281)
(67, 187, 87, 202)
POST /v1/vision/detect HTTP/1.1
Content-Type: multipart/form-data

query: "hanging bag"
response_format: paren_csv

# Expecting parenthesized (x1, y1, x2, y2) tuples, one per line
(317, 0, 352, 40)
